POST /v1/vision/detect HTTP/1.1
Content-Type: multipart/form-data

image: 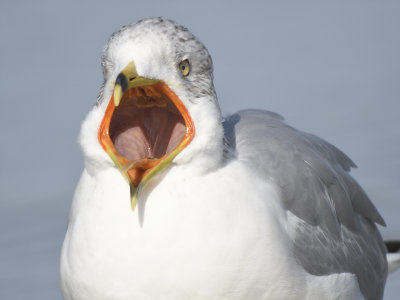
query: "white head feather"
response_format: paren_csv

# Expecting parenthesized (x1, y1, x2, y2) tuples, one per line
(80, 18, 224, 180)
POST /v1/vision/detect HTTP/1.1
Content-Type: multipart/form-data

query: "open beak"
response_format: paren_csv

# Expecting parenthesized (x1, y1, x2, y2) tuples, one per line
(98, 61, 195, 210)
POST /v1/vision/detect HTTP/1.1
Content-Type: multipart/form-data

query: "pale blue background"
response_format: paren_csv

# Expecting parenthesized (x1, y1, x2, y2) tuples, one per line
(0, 0, 399, 299)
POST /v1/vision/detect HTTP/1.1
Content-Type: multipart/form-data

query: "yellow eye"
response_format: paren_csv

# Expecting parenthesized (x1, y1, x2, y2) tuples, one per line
(179, 59, 190, 76)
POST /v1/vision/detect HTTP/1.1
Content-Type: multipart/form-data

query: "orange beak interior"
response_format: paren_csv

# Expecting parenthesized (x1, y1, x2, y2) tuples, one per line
(98, 82, 194, 188)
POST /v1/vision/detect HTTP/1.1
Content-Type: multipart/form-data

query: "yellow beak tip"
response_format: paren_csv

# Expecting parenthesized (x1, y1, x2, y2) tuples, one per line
(114, 85, 123, 106)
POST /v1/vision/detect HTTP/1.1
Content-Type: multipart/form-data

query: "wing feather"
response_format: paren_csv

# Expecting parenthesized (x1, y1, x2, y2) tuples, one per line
(223, 109, 385, 229)
(223, 109, 387, 299)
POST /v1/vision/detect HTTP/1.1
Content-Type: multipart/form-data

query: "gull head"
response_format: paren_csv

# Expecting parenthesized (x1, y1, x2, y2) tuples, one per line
(79, 18, 224, 209)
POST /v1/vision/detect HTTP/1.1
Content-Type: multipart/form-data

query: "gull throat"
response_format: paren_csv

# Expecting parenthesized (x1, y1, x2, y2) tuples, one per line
(110, 85, 186, 162)
(98, 82, 195, 194)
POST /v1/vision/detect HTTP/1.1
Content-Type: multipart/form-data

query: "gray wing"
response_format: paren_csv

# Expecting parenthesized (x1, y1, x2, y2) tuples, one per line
(223, 109, 387, 300)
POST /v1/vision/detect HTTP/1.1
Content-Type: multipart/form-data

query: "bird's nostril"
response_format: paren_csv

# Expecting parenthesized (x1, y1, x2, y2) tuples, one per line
(129, 77, 136, 81)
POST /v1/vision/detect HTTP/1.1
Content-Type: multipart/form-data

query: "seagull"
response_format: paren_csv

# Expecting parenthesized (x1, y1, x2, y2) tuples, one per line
(60, 18, 393, 299)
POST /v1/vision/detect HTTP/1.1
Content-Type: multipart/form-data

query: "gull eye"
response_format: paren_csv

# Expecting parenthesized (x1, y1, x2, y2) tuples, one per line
(179, 59, 190, 76)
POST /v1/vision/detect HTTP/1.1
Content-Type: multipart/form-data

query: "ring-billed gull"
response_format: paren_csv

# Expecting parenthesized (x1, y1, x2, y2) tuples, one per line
(60, 18, 396, 299)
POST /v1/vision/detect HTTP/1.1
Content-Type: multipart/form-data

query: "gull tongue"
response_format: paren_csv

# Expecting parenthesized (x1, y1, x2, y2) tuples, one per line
(113, 107, 185, 161)
(114, 127, 150, 161)
(145, 108, 169, 158)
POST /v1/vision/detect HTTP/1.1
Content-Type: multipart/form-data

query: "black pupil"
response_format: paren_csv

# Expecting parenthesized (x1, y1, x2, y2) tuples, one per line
(182, 65, 186, 70)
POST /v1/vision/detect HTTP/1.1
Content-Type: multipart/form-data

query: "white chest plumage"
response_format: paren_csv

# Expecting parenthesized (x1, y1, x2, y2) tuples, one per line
(61, 162, 363, 300)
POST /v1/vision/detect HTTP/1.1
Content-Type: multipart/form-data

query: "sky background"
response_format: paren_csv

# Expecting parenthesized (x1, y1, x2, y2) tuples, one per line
(0, 0, 399, 299)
